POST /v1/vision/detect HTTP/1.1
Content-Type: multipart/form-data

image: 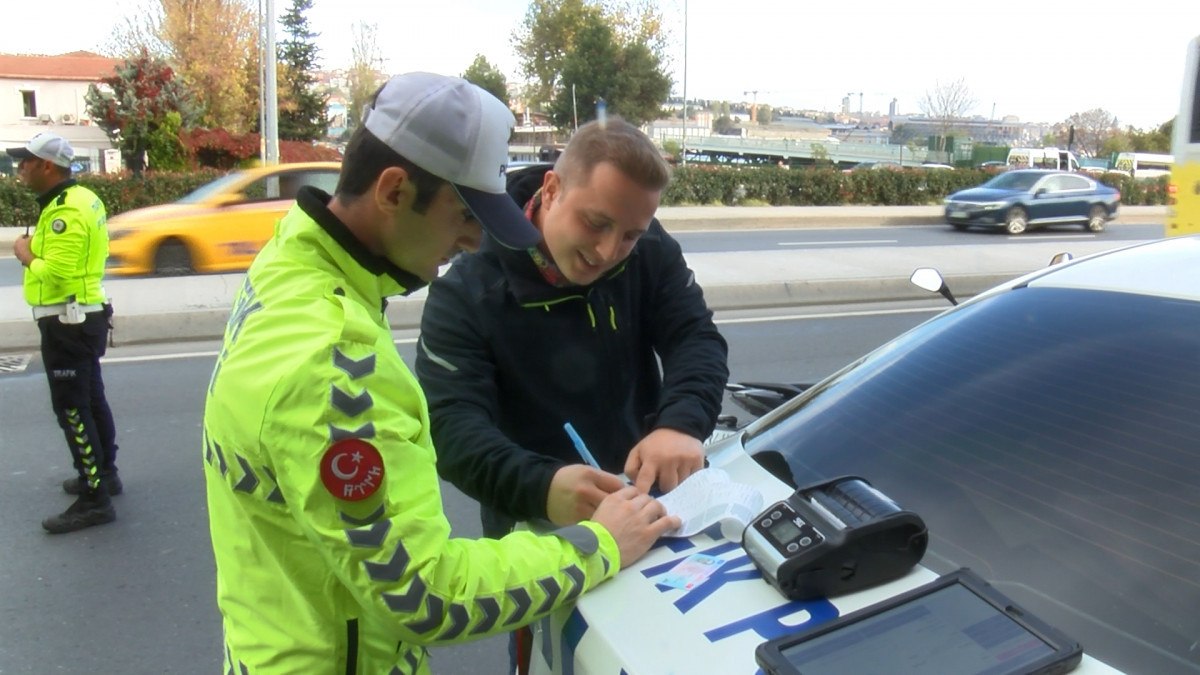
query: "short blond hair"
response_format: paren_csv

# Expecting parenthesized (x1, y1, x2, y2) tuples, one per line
(554, 117, 671, 192)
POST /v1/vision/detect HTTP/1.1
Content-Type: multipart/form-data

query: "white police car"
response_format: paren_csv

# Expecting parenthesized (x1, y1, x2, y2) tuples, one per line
(532, 235, 1200, 675)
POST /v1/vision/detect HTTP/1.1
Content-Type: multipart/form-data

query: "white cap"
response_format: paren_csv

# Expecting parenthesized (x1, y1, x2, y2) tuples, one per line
(6, 132, 74, 168)
(364, 72, 540, 250)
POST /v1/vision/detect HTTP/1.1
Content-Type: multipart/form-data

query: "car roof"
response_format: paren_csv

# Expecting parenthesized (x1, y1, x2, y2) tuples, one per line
(1021, 236, 1200, 302)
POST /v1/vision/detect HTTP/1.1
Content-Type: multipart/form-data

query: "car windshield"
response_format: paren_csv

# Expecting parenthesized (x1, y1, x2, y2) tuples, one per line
(982, 172, 1042, 191)
(176, 172, 248, 204)
(742, 286, 1200, 674)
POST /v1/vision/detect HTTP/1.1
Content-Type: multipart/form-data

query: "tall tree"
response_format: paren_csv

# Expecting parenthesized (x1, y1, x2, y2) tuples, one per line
(1054, 108, 1120, 157)
(548, 12, 619, 129)
(462, 55, 509, 106)
(513, 0, 668, 111)
(546, 11, 668, 129)
(918, 77, 976, 154)
(277, 0, 328, 141)
(84, 49, 196, 174)
(156, 0, 260, 132)
(345, 22, 385, 136)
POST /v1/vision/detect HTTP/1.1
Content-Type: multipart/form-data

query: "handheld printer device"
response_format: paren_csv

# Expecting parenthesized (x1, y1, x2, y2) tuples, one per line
(741, 475, 928, 600)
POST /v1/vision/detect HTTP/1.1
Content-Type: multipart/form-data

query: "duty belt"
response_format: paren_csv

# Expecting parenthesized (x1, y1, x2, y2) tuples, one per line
(31, 303, 104, 320)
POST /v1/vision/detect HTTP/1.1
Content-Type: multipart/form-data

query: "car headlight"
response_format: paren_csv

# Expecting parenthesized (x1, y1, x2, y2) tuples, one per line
(978, 202, 1006, 210)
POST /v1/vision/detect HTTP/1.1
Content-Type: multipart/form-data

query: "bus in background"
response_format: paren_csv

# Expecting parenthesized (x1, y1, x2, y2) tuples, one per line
(1006, 146, 1080, 171)
(1168, 34, 1200, 236)
(1112, 152, 1174, 179)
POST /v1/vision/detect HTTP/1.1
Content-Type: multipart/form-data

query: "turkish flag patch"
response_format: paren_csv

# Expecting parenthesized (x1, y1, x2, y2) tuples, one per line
(319, 438, 385, 501)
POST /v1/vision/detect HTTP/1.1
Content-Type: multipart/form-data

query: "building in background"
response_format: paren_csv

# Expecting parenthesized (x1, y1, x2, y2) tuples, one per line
(0, 51, 119, 175)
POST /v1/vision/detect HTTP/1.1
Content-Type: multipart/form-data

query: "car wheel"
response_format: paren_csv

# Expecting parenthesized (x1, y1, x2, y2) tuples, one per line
(1004, 207, 1028, 235)
(1086, 205, 1107, 232)
(153, 239, 194, 276)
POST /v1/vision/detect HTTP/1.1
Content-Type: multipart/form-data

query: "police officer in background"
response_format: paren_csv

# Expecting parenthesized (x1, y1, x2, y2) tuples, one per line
(7, 133, 120, 534)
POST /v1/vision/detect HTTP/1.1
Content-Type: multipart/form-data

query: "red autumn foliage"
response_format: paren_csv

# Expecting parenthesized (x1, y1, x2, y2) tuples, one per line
(179, 128, 341, 169)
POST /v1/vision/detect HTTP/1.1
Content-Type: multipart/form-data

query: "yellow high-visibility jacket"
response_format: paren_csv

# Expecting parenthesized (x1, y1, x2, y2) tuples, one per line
(23, 180, 108, 307)
(203, 188, 618, 674)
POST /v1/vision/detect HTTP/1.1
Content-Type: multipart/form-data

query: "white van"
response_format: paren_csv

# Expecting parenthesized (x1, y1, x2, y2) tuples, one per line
(1113, 152, 1174, 179)
(1006, 147, 1080, 171)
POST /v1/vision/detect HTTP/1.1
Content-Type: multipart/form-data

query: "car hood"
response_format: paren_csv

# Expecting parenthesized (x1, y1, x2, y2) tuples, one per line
(107, 204, 201, 230)
(948, 187, 1022, 202)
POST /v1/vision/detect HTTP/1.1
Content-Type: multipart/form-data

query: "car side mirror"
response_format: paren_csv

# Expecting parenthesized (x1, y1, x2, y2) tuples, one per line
(1034, 188, 1048, 197)
(910, 267, 958, 306)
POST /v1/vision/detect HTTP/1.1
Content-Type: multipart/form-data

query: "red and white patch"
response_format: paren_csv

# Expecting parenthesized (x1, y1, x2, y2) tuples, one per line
(319, 439, 385, 501)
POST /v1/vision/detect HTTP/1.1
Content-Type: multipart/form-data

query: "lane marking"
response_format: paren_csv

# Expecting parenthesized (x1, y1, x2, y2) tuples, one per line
(715, 306, 940, 325)
(778, 239, 898, 246)
(93, 310, 938, 365)
(1006, 234, 1096, 241)
(100, 338, 422, 364)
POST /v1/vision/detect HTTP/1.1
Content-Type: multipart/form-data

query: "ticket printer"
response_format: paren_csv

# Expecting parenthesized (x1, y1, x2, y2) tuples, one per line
(742, 475, 928, 600)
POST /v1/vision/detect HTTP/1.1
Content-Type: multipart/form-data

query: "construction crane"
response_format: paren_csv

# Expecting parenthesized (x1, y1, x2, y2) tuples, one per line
(743, 90, 773, 123)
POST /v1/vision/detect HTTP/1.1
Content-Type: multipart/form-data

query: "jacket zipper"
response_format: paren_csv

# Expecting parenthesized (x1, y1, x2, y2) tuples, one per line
(345, 618, 359, 675)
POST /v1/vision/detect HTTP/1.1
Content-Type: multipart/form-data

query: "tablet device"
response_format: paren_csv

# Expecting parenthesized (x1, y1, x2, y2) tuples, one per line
(755, 568, 1082, 675)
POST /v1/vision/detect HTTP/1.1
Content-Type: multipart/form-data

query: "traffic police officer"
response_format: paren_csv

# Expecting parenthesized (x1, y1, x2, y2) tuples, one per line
(201, 73, 678, 672)
(8, 133, 120, 534)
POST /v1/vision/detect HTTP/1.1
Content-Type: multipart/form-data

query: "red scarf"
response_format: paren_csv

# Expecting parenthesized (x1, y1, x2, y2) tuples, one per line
(524, 188, 570, 287)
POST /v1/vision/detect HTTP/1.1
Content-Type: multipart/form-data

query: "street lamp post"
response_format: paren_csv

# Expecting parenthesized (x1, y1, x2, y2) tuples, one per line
(262, 0, 279, 165)
(680, 0, 688, 166)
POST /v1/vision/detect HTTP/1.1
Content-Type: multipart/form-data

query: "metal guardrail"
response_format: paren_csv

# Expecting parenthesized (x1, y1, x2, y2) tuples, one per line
(684, 136, 931, 165)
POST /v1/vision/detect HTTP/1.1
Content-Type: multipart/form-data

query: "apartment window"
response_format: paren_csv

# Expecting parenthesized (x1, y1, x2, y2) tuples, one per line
(21, 90, 37, 118)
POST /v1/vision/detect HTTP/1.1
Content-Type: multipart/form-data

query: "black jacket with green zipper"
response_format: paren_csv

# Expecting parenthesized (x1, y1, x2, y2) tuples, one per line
(416, 164, 729, 530)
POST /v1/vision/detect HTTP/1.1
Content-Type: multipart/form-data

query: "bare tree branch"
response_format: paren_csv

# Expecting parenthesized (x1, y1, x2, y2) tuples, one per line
(919, 77, 976, 154)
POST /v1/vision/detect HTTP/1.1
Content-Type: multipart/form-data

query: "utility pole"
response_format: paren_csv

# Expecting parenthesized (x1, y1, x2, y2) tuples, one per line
(262, 0, 279, 165)
(681, 0, 688, 166)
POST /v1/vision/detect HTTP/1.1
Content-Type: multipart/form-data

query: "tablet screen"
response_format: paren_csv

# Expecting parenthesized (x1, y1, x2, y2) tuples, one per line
(778, 583, 1055, 674)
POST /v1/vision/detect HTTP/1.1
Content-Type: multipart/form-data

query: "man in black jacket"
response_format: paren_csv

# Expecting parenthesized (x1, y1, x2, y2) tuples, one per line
(416, 117, 729, 541)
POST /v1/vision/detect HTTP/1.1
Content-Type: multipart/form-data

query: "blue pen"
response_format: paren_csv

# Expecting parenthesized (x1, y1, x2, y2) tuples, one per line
(563, 422, 601, 470)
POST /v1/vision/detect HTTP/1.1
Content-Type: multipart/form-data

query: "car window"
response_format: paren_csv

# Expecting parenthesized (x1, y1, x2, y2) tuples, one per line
(242, 169, 340, 202)
(1060, 175, 1092, 190)
(1039, 175, 1067, 191)
(984, 172, 1041, 191)
(177, 173, 248, 204)
(742, 287, 1200, 675)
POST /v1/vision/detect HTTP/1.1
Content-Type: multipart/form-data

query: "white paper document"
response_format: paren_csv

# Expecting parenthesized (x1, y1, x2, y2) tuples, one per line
(657, 468, 764, 540)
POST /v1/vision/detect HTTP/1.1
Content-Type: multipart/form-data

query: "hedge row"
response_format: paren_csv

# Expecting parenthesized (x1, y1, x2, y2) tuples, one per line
(660, 166, 1172, 207)
(1, 170, 222, 228)
(1, 166, 1171, 228)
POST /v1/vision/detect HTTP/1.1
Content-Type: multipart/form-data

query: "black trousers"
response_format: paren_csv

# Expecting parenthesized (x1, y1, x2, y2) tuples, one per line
(37, 306, 118, 491)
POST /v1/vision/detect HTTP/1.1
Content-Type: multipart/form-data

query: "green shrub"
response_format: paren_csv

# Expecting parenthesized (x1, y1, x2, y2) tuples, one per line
(0, 170, 222, 228)
(0, 176, 39, 228)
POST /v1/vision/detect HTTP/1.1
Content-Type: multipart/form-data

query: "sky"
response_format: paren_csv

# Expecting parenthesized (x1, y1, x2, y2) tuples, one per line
(6, 0, 1198, 130)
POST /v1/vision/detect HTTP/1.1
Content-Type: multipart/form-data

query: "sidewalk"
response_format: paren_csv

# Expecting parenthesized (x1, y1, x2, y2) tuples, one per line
(0, 205, 1168, 351)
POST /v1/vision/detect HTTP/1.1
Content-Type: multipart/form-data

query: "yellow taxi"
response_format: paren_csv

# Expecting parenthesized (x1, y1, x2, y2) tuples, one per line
(106, 162, 340, 275)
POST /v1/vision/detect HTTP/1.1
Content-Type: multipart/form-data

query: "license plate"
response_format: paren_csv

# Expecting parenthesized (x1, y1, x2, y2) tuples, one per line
(949, 210, 967, 219)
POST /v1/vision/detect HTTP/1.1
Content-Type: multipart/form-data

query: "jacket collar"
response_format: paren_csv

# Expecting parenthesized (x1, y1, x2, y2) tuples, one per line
(296, 186, 427, 297)
(36, 178, 77, 209)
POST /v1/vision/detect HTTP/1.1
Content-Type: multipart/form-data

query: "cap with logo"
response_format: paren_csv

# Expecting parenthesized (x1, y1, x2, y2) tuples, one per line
(363, 72, 541, 250)
(5, 133, 74, 169)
